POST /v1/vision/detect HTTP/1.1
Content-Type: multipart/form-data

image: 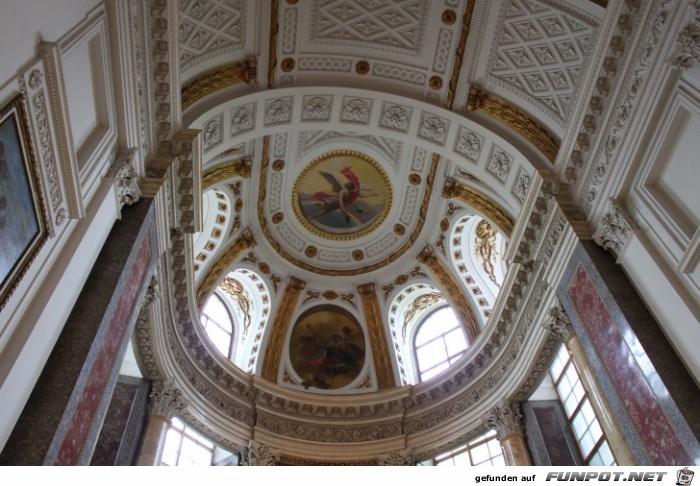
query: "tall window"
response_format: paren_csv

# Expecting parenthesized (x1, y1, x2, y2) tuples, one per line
(414, 306, 468, 381)
(200, 293, 234, 359)
(433, 430, 505, 466)
(549, 345, 616, 466)
(160, 417, 215, 466)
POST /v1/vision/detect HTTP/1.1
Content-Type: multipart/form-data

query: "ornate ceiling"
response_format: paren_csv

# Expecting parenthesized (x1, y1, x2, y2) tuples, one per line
(137, 0, 621, 463)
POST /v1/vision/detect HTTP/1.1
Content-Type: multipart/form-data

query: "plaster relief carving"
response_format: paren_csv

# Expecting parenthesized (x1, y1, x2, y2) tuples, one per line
(107, 148, 141, 207)
(230, 103, 255, 135)
(340, 97, 373, 124)
(379, 102, 411, 133)
(593, 198, 638, 258)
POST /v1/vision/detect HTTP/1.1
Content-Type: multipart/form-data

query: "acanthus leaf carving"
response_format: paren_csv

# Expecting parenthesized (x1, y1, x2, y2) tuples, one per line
(593, 198, 638, 258)
(484, 400, 524, 439)
(107, 147, 141, 207)
(147, 380, 186, 419)
(240, 440, 280, 466)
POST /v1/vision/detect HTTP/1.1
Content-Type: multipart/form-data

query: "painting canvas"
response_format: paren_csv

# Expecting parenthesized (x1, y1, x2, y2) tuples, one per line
(289, 304, 366, 390)
(0, 95, 47, 310)
(294, 150, 391, 240)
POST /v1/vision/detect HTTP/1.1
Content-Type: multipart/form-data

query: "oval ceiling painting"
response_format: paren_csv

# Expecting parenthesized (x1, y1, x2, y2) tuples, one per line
(293, 150, 392, 240)
(289, 304, 366, 390)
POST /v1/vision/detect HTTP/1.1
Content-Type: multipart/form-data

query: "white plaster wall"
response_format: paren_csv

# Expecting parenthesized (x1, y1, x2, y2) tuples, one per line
(0, 0, 101, 85)
(619, 233, 700, 387)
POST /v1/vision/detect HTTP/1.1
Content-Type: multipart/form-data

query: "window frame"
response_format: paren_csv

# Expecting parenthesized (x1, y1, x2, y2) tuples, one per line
(412, 305, 469, 382)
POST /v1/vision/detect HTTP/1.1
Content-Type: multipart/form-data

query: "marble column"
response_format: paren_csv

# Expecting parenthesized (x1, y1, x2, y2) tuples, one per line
(484, 400, 533, 466)
(545, 303, 636, 465)
(134, 380, 186, 466)
(0, 200, 156, 466)
(559, 239, 700, 464)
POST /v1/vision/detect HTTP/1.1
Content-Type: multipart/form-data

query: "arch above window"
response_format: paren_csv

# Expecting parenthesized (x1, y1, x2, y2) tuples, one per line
(199, 268, 271, 373)
(449, 215, 508, 325)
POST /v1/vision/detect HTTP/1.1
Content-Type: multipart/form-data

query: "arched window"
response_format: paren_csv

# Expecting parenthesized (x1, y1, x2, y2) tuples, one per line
(161, 417, 215, 466)
(200, 293, 234, 359)
(549, 345, 616, 465)
(432, 430, 505, 466)
(414, 306, 468, 381)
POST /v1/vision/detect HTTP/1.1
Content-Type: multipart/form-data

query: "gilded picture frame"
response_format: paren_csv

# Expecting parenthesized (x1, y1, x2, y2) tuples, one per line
(0, 94, 49, 310)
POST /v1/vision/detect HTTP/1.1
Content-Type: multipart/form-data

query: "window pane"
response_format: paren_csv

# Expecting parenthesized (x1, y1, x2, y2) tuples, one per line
(470, 443, 490, 464)
(416, 339, 446, 369)
(444, 328, 467, 356)
(415, 305, 468, 382)
(420, 361, 449, 381)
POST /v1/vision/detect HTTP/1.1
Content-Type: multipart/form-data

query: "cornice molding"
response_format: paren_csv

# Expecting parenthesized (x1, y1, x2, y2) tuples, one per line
(466, 86, 560, 163)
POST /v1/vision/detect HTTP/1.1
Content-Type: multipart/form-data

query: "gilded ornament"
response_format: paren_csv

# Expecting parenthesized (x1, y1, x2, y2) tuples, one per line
(281, 58, 295, 72)
(272, 212, 284, 224)
(220, 277, 253, 336)
(466, 86, 560, 162)
(474, 220, 500, 287)
(408, 173, 421, 185)
(272, 159, 285, 171)
(181, 58, 257, 110)
(352, 250, 365, 261)
(355, 61, 370, 75)
(393, 224, 405, 235)
(429, 76, 443, 90)
(322, 290, 338, 300)
(442, 9, 457, 25)
(305, 245, 318, 257)
(234, 198, 243, 212)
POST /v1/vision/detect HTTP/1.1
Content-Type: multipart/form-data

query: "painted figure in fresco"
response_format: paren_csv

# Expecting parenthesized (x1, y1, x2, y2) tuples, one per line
(309, 166, 373, 226)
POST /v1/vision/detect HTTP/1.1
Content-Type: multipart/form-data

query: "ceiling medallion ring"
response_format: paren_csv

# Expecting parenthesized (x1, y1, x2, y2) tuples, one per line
(292, 150, 393, 242)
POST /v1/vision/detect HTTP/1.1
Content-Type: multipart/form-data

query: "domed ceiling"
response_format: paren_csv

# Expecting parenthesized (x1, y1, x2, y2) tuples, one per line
(138, 0, 608, 462)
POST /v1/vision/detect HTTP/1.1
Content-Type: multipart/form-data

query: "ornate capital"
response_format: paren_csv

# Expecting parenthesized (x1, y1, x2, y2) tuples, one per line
(147, 380, 186, 419)
(377, 449, 415, 466)
(671, 2, 700, 70)
(357, 282, 376, 297)
(417, 244, 435, 264)
(544, 302, 574, 342)
(484, 400, 524, 440)
(107, 148, 141, 207)
(593, 198, 638, 257)
(240, 440, 280, 466)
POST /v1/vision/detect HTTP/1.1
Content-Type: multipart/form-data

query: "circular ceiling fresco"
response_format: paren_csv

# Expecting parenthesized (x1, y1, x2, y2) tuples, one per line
(293, 150, 392, 240)
(289, 304, 366, 390)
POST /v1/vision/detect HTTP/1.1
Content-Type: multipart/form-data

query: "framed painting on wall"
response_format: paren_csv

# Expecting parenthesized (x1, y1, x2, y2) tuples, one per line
(0, 94, 49, 310)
